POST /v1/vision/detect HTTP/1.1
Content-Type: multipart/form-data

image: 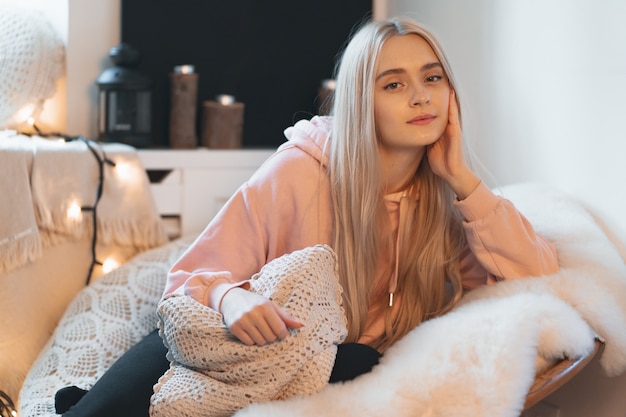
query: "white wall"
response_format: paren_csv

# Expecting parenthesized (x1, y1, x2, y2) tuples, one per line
(387, 1, 626, 416)
(65, 0, 120, 138)
(387, 0, 626, 252)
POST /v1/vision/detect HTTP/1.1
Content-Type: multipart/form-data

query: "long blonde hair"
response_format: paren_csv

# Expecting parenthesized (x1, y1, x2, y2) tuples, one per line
(329, 17, 467, 352)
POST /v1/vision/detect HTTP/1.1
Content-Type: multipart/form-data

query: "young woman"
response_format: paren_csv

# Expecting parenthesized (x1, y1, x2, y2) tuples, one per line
(56, 16, 559, 417)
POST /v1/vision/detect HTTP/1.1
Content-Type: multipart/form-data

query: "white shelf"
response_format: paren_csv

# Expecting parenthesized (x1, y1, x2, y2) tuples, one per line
(138, 148, 275, 238)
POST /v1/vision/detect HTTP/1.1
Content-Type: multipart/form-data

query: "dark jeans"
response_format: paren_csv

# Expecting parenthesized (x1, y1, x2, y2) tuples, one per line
(56, 329, 381, 416)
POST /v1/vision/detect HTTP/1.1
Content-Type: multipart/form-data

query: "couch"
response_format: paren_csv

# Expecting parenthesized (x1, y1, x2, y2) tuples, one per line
(0, 133, 168, 412)
(14, 182, 626, 417)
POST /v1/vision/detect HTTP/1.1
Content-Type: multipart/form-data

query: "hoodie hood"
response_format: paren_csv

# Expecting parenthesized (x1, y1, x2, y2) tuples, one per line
(282, 116, 332, 168)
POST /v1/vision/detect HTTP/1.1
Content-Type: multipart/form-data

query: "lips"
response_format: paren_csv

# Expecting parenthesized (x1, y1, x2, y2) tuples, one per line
(408, 114, 436, 125)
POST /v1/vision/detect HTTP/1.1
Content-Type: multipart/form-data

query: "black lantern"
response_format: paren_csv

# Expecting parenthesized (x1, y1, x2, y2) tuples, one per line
(96, 43, 152, 147)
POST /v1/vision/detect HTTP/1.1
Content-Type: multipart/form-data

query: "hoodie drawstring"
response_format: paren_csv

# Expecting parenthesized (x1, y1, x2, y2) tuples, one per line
(389, 190, 409, 307)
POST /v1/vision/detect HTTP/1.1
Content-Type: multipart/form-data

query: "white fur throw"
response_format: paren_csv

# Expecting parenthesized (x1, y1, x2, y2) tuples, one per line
(150, 244, 347, 417)
(233, 183, 626, 417)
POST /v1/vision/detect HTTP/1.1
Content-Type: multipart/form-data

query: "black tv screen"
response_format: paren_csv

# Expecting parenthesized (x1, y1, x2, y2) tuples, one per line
(121, 1, 371, 148)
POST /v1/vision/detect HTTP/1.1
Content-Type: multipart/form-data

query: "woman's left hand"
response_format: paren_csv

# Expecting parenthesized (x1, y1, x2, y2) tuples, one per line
(427, 89, 480, 200)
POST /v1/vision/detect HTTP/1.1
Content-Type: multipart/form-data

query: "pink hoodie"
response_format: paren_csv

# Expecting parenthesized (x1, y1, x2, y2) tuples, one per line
(165, 116, 559, 345)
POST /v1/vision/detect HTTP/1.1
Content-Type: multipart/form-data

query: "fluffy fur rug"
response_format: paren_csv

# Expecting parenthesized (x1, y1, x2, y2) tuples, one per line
(233, 183, 626, 417)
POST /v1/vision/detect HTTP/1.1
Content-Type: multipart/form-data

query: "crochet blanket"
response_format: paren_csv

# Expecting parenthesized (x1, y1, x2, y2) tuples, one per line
(233, 183, 626, 417)
(151, 245, 348, 417)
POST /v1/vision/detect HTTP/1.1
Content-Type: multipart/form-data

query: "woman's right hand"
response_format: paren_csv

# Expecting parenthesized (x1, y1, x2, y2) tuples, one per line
(220, 287, 304, 346)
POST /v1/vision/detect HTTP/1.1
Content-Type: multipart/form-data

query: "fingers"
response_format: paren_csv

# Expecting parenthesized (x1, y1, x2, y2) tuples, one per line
(231, 319, 274, 346)
(277, 307, 305, 330)
(229, 302, 303, 346)
(448, 89, 460, 127)
(427, 88, 468, 184)
(229, 325, 256, 346)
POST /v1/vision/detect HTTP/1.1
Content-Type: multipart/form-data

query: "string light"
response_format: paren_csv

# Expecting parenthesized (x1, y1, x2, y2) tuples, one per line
(79, 136, 116, 284)
(0, 390, 17, 417)
(112, 160, 135, 182)
(66, 200, 83, 222)
(20, 121, 121, 285)
(13, 103, 36, 130)
(0, 123, 129, 413)
(102, 256, 121, 274)
(25, 114, 43, 136)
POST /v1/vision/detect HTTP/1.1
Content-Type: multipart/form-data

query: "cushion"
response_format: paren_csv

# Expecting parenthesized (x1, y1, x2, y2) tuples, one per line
(150, 244, 347, 417)
(18, 236, 194, 417)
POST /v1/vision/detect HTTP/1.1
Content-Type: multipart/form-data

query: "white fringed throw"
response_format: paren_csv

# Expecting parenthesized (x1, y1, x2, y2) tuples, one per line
(0, 133, 41, 273)
(30, 136, 167, 249)
(0, 132, 168, 273)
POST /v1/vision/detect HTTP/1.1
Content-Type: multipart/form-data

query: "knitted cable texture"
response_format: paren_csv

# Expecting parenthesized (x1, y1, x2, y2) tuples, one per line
(0, 6, 65, 129)
(150, 244, 348, 417)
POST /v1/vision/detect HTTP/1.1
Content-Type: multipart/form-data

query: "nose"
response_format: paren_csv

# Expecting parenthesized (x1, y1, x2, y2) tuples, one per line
(410, 85, 430, 106)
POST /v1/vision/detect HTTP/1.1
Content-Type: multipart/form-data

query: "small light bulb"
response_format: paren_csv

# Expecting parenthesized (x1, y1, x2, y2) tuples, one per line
(66, 201, 82, 221)
(114, 161, 133, 179)
(102, 257, 121, 274)
(15, 103, 35, 125)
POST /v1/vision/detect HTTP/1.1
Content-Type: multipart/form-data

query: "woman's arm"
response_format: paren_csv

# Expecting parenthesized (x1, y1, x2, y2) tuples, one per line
(163, 144, 331, 344)
(456, 182, 559, 289)
(427, 89, 558, 287)
(165, 182, 268, 309)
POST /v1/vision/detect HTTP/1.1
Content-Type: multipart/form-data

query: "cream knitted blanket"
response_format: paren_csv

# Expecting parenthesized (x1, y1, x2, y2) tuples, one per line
(0, 131, 167, 273)
(150, 245, 348, 417)
(0, 133, 41, 272)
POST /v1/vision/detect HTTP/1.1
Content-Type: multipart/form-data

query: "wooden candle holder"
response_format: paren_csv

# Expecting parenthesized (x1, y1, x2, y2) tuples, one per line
(201, 95, 244, 149)
(169, 65, 198, 148)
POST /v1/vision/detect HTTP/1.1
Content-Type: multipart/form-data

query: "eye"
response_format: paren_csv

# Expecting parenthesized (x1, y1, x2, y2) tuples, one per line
(425, 74, 444, 83)
(384, 82, 401, 90)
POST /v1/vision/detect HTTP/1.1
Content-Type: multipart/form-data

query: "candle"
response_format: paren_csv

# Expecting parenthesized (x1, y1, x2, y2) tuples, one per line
(201, 95, 244, 149)
(176, 65, 194, 75)
(216, 94, 235, 106)
(169, 65, 199, 148)
(317, 78, 335, 115)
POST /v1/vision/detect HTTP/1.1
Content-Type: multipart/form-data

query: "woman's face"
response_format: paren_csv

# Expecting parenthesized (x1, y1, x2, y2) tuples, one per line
(374, 34, 451, 157)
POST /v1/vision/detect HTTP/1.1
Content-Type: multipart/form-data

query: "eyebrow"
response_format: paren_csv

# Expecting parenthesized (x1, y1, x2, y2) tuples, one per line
(375, 62, 443, 81)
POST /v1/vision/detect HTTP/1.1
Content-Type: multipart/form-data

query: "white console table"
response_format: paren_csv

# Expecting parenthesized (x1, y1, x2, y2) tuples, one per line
(138, 148, 275, 239)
